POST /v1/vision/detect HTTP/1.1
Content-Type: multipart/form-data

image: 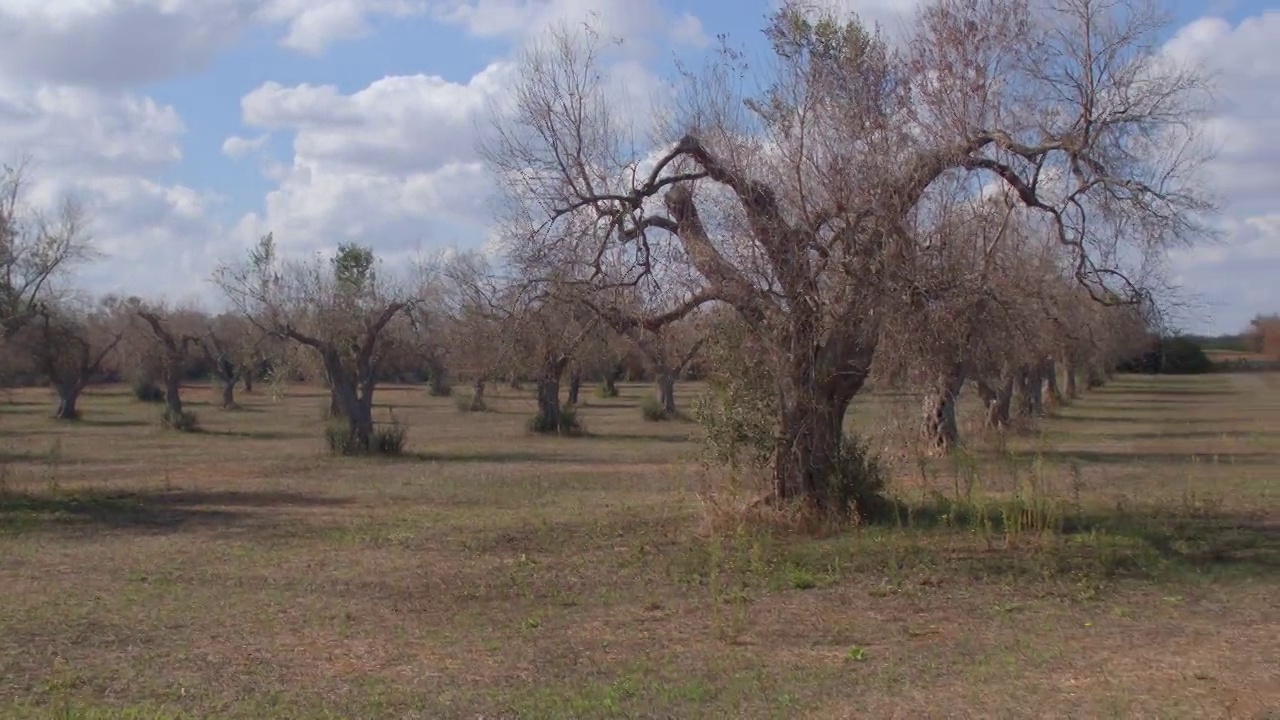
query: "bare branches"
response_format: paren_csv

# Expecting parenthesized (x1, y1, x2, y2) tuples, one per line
(0, 161, 96, 339)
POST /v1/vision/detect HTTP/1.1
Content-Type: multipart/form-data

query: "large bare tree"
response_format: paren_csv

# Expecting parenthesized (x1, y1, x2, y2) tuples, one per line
(20, 300, 122, 420)
(216, 235, 411, 451)
(484, 0, 1213, 510)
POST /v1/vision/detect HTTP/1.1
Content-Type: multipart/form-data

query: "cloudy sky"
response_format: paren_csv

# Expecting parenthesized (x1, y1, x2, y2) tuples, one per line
(0, 0, 1275, 333)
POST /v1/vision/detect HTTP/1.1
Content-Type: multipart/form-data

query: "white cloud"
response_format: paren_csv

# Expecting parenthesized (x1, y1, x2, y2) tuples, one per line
(1158, 12, 1280, 331)
(222, 134, 272, 158)
(670, 12, 710, 48)
(0, 0, 432, 88)
(234, 64, 513, 256)
(260, 0, 428, 55)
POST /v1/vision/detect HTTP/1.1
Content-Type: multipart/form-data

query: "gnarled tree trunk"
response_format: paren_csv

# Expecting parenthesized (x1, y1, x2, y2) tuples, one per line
(1015, 364, 1043, 418)
(924, 363, 966, 448)
(54, 383, 82, 421)
(656, 368, 677, 416)
(771, 334, 872, 510)
(533, 356, 570, 431)
(1064, 356, 1079, 398)
(1043, 358, 1064, 406)
(470, 378, 487, 410)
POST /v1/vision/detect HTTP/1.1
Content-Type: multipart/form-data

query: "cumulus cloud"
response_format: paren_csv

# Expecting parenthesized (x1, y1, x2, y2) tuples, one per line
(222, 134, 272, 158)
(233, 64, 514, 256)
(0, 0, 432, 88)
(1159, 12, 1280, 331)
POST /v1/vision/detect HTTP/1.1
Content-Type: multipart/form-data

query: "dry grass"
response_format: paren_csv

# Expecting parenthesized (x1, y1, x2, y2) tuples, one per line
(0, 375, 1277, 719)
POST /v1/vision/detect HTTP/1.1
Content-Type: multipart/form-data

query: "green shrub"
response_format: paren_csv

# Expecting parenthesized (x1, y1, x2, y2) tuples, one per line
(324, 420, 408, 456)
(596, 381, 619, 398)
(372, 422, 408, 455)
(825, 434, 890, 523)
(132, 379, 165, 403)
(159, 408, 199, 432)
(527, 406, 585, 436)
(640, 395, 671, 422)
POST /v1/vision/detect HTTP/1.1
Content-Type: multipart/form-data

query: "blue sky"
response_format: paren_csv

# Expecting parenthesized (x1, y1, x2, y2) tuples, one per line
(1, 0, 1277, 333)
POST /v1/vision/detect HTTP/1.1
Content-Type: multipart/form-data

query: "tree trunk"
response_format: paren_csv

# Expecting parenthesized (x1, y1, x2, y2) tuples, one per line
(924, 364, 966, 448)
(1043, 358, 1064, 406)
(656, 369, 677, 416)
(1086, 363, 1106, 388)
(774, 389, 855, 510)
(470, 379, 487, 411)
(603, 364, 622, 397)
(242, 373, 254, 393)
(1064, 357, 1079, 398)
(771, 342, 868, 510)
(164, 375, 184, 416)
(331, 378, 373, 451)
(533, 357, 569, 431)
(976, 376, 1014, 428)
(568, 370, 581, 406)
(54, 383, 82, 420)
(220, 379, 236, 409)
(1015, 365, 1043, 418)
(535, 377, 561, 429)
(428, 358, 450, 396)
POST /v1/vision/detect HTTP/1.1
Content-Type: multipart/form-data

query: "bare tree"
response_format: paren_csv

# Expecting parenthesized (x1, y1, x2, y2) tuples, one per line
(485, 1, 1213, 509)
(135, 305, 203, 423)
(0, 161, 95, 340)
(216, 235, 411, 451)
(198, 313, 268, 409)
(19, 301, 122, 420)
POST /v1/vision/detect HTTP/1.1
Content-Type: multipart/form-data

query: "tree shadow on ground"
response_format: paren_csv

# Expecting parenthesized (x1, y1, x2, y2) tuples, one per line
(77, 417, 153, 428)
(410, 450, 592, 465)
(1051, 413, 1244, 426)
(1001, 448, 1279, 466)
(0, 488, 351, 533)
(205, 429, 311, 441)
(602, 433, 695, 444)
(883, 500, 1279, 580)
(1104, 386, 1236, 397)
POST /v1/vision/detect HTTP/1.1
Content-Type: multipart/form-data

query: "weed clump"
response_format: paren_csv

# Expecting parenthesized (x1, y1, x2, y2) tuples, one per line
(640, 396, 672, 422)
(527, 406, 585, 436)
(159, 408, 199, 432)
(454, 392, 488, 413)
(132, 378, 165, 403)
(324, 420, 408, 456)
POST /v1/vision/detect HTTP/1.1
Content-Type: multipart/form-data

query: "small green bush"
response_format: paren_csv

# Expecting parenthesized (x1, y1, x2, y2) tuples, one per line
(640, 395, 671, 422)
(527, 406, 585, 436)
(324, 420, 408, 456)
(826, 434, 890, 523)
(132, 379, 165, 403)
(596, 381, 619, 399)
(159, 408, 199, 432)
(372, 422, 408, 455)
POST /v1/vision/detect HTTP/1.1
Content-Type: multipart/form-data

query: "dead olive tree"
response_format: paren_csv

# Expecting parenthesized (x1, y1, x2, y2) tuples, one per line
(20, 301, 121, 419)
(199, 313, 268, 409)
(135, 306, 203, 423)
(485, 0, 1213, 510)
(216, 234, 410, 452)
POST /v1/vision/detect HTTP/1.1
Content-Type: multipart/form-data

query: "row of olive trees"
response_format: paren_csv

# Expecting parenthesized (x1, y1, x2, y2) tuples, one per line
(481, 0, 1215, 512)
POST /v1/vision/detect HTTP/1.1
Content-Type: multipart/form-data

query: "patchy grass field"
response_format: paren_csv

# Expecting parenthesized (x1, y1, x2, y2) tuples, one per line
(0, 374, 1277, 719)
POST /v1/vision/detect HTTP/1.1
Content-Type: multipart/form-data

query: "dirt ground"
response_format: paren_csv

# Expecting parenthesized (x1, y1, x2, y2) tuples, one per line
(0, 374, 1276, 719)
